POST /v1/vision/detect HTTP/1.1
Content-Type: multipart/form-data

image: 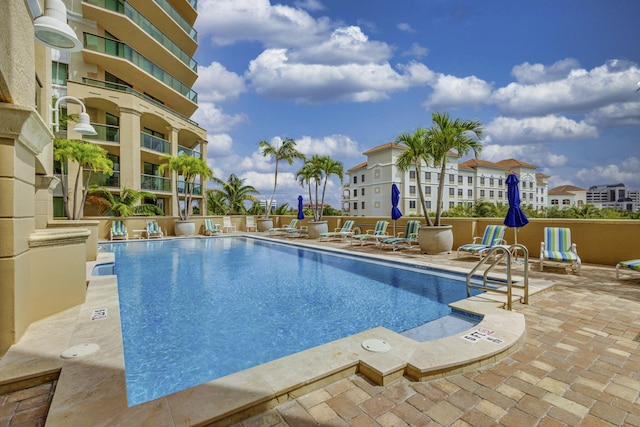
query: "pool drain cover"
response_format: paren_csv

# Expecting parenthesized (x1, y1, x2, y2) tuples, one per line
(362, 339, 391, 353)
(61, 343, 100, 359)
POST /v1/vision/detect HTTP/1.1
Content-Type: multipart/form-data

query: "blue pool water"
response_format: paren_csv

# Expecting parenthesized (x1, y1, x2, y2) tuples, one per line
(103, 237, 481, 406)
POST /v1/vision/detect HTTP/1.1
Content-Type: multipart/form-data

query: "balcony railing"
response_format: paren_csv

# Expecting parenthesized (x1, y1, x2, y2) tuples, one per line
(178, 181, 201, 195)
(84, 123, 120, 143)
(141, 133, 171, 154)
(81, 78, 199, 126)
(154, 0, 197, 41)
(83, 34, 198, 104)
(84, 170, 120, 188)
(178, 145, 201, 159)
(141, 174, 171, 191)
(83, 0, 197, 72)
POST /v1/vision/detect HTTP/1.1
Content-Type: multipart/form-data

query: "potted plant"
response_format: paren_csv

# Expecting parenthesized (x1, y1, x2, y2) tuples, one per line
(159, 153, 213, 236)
(396, 112, 483, 254)
(296, 155, 344, 238)
(258, 137, 305, 231)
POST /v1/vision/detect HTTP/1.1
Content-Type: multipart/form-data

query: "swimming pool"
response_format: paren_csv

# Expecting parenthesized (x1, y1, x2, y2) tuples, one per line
(103, 237, 481, 406)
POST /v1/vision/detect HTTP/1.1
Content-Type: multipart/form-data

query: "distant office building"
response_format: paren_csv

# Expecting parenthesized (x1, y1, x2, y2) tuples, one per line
(548, 185, 588, 208)
(586, 183, 639, 211)
(342, 142, 548, 217)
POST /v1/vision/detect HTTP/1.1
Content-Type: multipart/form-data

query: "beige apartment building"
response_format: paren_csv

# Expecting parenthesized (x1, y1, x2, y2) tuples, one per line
(343, 142, 549, 217)
(53, 0, 207, 217)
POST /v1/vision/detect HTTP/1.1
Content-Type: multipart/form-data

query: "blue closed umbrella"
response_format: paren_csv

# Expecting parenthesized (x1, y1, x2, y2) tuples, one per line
(391, 183, 402, 234)
(504, 173, 528, 244)
(297, 195, 305, 220)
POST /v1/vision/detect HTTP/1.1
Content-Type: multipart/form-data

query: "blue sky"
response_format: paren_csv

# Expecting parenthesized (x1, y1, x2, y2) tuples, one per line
(191, 0, 640, 210)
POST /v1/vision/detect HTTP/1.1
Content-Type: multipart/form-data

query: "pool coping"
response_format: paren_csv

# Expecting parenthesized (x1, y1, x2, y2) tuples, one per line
(0, 235, 553, 426)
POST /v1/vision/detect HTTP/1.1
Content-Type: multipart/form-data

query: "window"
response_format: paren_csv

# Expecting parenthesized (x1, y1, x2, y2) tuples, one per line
(449, 174, 455, 183)
(425, 186, 431, 195)
(425, 172, 431, 180)
(498, 191, 503, 199)
(480, 177, 485, 185)
(468, 189, 473, 197)
(409, 185, 416, 195)
(499, 178, 503, 187)
(353, 202, 358, 210)
(449, 188, 455, 196)
(353, 189, 357, 197)
(458, 176, 463, 184)
(362, 188, 365, 196)
(458, 189, 463, 196)
(409, 170, 416, 180)
(361, 174, 365, 183)
(551, 199, 559, 205)
(449, 202, 455, 208)
(52, 61, 68, 85)
(361, 202, 365, 209)
(480, 190, 485, 197)
(425, 201, 431, 209)
(468, 176, 473, 185)
(490, 178, 494, 186)
(409, 200, 416, 209)
(489, 190, 495, 198)
(353, 176, 357, 184)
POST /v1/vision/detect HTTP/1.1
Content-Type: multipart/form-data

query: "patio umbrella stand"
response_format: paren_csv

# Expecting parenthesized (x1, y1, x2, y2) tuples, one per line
(391, 183, 402, 235)
(504, 173, 529, 261)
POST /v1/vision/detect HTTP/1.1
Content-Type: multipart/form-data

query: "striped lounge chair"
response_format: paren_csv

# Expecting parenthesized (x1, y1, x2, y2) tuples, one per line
(268, 219, 298, 235)
(320, 220, 355, 242)
(350, 220, 389, 246)
(540, 227, 581, 273)
(457, 225, 506, 259)
(616, 259, 640, 279)
(204, 219, 221, 236)
(380, 220, 421, 252)
(110, 220, 128, 240)
(146, 220, 164, 239)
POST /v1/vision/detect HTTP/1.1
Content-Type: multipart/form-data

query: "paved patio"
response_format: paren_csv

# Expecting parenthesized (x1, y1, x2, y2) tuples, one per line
(1, 236, 639, 426)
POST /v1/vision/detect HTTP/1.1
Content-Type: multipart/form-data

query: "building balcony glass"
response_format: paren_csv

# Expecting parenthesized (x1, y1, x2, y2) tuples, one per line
(83, 0, 197, 72)
(141, 174, 171, 191)
(154, 0, 198, 41)
(178, 181, 201, 195)
(178, 145, 201, 158)
(84, 170, 120, 188)
(141, 133, 171, 154)
(84, 123, 120, 143)
(83, 34, 198, 104)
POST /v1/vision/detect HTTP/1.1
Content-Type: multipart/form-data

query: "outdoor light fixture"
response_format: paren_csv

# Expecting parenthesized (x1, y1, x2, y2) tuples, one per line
(33, 0, 83, 52)
(51, 96, 97, 135)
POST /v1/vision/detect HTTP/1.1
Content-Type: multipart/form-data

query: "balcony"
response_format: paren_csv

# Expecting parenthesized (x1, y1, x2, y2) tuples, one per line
(178, 181, 202, 196)
(155, 0, 198, 41)
(141, 174, 171, 192)
(83, 0, 197, 73)
(83, 34, 197, 103)
(141, 133, 171, 154)
(84, 170, 120, 188)
(178, 145, 201, 159)
(84, 123, 120, 143)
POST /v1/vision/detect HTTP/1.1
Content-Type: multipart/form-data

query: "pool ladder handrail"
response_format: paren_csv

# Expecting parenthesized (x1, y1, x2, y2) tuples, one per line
(466, 244, 529, 311)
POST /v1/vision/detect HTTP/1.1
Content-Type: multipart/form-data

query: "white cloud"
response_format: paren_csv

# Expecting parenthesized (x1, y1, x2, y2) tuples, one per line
(247, 49, 433, 103)
(191, 103, 247, 133)
(491, 59, 640, 116)
(424, 74, 493, 108)
(397, 23, 415, 33)
(194, 62, 246, 102)
(484, 115, 599, 144)
(196, 0, 330, 48)
(511, 58, 580, 84)
(207, 133, 234, 157)
(575, 157, 640, 188)
(481, 144, 568, 168)
(586, 101, 640, 127)
(401, 42, 428, 59)
(293, 0, 325, 11)
(295, 135, 361, 158)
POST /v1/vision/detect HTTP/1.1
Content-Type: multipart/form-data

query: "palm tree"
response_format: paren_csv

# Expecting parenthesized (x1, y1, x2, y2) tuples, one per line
(86, 187, 163, 217)
(259, 137, 305, 218)
(211, 173, 259, 214)
(318, 156, 344, 221)
(53, 138, 114, 220)
(296, 155, 343, 221)
(426, 112, 484, 226)
(395, 127, 433, 226)
(296, 159, 322, 220)
(206, 191, 228, 215)
(159, 153, 213, 220)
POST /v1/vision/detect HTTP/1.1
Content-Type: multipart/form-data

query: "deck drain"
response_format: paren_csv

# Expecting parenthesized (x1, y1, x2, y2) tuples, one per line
(362, 339, 391, 353)
(61, 343, 100, 359)
(634, 333, 640, 343)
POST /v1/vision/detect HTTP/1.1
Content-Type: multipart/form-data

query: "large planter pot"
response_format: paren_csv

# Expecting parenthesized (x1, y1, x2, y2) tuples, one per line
(257, 218, 273, 232)
(418, 224, 454, 254)
(174, 220, 196, 236)
(307, 220, 328, 239)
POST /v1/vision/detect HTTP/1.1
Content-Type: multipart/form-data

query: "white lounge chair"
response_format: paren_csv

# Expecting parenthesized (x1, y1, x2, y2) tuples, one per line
(540, 227, 580, 273)
(246, 216, 257, 232)
(222, 216, 237, 233)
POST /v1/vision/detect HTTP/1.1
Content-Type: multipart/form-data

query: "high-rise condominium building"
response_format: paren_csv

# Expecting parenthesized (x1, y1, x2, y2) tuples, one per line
(52, 0, 207, 217)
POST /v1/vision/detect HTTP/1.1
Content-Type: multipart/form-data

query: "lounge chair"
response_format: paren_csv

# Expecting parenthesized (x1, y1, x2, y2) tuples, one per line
(380, 220, 421, 251)
(457, 225, 507, 259)
(540, 227, 581, 273)
(269, 218, 298, 235)
(222, 216, 237, 233)
(616, 259, 640, 279)
(246, 216, 257, 232)
(204, 219, 221, 236)
(146, 220, 163, 239)
(350, 220, 389, 246)
(110, 219, 128, 240)
(319, 220, 355, 242)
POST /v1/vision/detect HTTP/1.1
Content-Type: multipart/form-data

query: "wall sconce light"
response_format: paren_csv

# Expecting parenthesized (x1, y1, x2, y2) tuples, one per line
(32, 0, 83, 52)
(51, 96, 97, 135)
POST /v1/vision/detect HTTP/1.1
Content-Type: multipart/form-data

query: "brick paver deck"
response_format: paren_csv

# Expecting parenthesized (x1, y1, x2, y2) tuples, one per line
(236, 258, 640, 426)
(0, 380, 56, 427)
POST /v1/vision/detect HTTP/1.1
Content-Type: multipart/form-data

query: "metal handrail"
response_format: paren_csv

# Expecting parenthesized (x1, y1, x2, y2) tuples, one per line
(465, 244, 529, 311)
